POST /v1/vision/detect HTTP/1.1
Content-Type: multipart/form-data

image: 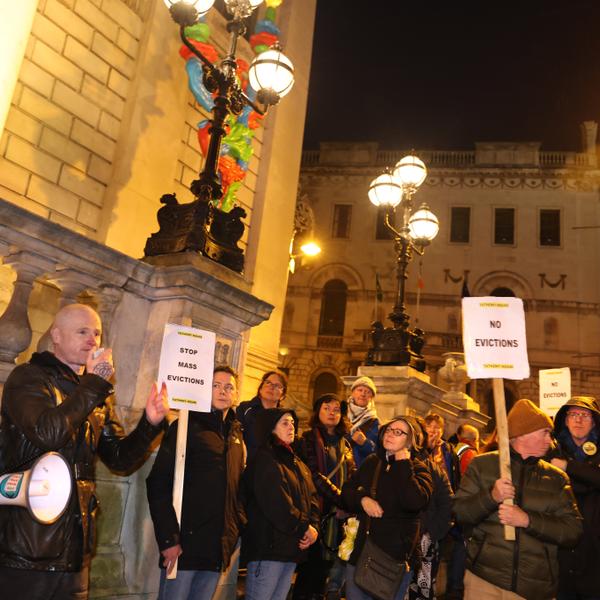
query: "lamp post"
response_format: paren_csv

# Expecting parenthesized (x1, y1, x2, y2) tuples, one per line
(366, 154, 439, 370)
(144, 0, 295, 272)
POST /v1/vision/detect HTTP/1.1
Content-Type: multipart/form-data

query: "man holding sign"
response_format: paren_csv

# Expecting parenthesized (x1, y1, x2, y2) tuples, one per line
(146, 365, 245, 600)
(454, 399, 582, 599)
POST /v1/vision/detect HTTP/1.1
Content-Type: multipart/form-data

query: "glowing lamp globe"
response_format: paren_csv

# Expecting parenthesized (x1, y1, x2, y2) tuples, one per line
(408, 203, 439, 245)
(393, 155, 427, 189)
(249, 47, 295, 106)
(300, 241, 321, 256)
(368, 172, 402, 208)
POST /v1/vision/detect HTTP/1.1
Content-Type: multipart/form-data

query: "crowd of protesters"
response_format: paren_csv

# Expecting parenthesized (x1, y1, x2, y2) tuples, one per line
(1, 314, 597, 600)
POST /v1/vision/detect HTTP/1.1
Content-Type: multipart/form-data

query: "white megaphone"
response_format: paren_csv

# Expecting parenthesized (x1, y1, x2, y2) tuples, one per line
(0, 452, 73, 524)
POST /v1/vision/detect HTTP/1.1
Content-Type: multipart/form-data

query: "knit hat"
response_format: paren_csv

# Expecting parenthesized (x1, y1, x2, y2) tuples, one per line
(351, 376, 377, 396)
(507, 399, 553, 438)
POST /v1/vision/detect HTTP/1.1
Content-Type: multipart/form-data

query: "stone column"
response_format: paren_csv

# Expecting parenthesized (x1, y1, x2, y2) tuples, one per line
(0, 250, 55, 382)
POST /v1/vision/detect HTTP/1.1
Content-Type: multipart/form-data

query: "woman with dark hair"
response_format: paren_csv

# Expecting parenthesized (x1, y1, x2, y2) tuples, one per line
(341, 417, 433, 600)
(242, 408, 319, 600)
(293, 393, 356, 600)
(236, 370, 288, 460)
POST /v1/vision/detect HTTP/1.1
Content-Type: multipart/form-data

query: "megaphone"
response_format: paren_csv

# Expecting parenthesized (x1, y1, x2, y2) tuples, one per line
(0, 452, 73, 524)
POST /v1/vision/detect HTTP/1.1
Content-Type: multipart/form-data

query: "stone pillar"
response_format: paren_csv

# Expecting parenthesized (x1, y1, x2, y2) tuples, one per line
(0, 250, 55, 382)
(581, 121, 598, 167)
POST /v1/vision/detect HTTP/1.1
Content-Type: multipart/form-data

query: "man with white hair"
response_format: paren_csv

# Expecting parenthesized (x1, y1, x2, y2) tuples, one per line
(0, 303, 168, 599)
(454, 399, 582, 599)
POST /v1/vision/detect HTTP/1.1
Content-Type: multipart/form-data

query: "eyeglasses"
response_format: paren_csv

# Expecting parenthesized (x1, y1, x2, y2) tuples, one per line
(567, 411, 593, 421)
(213, 383, 235, 393)
(321, 406, 341, 415)
(264, 380, 284, 391)
(385, 428, 408, 437)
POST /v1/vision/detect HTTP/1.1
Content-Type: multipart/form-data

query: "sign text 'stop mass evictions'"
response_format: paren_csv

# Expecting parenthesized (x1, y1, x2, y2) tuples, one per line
(157, 323, 216, 412)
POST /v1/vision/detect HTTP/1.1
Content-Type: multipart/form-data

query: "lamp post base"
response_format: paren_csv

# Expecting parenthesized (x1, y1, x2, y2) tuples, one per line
(365, 321, 427, 372)
(144, 194, 246, 273)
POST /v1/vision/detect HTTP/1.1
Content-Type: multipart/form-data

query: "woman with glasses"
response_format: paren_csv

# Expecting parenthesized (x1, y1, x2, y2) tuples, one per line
(293, 393, 356, 600)
(237, 370, 288, 460)
(341, 417, 433, 600)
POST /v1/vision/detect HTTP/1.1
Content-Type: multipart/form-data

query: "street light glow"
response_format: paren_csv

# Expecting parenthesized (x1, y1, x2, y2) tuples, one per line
(249, 47, 295, 105)
(368, 172, 403, 207)
(409, 203, 439, 244)
(300, 241, 321, 256)
(393, 155, 428, 189)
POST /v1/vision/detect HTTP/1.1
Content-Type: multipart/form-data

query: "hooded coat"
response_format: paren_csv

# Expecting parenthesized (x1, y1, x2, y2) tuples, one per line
(552, 396, 600, 596)
(241, 408, 320, 564)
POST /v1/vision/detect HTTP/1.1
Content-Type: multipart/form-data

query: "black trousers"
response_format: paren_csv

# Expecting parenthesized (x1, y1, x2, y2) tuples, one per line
(0, 565, 89, 600)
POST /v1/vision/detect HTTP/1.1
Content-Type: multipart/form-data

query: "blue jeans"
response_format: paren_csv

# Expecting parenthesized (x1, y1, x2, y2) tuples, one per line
(245, 560, 296, 600)
(346, 563, 412, 600)
(158, 569, 220, 600)
(326, 557, 347, 592)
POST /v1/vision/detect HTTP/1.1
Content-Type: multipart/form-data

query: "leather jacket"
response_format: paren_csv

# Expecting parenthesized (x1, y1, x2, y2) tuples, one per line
(0, 351, 163, 572)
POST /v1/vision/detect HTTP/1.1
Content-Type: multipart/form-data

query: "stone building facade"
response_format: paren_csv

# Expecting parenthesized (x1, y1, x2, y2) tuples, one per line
(0, 0, 316, 597)
(280, 125, 600, 427)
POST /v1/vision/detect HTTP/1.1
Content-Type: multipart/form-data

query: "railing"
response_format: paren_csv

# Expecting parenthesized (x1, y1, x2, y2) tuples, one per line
(302, 149, 595, 169)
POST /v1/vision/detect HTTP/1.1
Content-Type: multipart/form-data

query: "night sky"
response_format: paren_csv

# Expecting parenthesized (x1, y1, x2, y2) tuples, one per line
(302, 1, 600, 151)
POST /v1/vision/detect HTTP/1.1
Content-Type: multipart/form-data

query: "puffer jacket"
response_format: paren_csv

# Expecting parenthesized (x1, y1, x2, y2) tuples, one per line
(242, 408, 320, 564)
(552, 396, 600, 596)
(454, 450, 582, 599)
(146, 408, 245, 571)
(0, 351, 163, 572)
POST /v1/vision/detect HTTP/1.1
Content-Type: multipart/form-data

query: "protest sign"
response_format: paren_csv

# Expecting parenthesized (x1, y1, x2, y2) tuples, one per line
(158, 323, 216, 412)
(462, 297, 529, 380)
(539, 367, 571, 417)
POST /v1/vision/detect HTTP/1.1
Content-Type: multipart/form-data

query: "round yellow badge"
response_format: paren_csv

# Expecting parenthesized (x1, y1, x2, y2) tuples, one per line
(583, 441, 597, 456)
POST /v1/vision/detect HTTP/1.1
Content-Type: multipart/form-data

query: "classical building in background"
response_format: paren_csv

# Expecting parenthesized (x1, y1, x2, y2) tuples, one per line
(281, 123, 600, 429)
(0, 0, 316, 597)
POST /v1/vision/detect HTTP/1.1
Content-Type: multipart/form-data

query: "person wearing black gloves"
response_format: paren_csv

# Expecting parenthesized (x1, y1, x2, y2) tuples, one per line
(0, 303, 167, 599)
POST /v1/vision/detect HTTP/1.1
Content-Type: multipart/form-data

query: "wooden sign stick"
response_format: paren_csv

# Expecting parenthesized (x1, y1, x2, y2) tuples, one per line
(168, 409, 189, 579)
(492, 378, 516, 541)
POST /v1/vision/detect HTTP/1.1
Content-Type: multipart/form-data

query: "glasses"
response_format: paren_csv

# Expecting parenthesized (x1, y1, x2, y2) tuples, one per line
(264, 380, 284, 391)
(321, 406, 341, 415)
(385, 428, 408, 437)
(567, 411, 593, 421)
(213, 383, 235, 393)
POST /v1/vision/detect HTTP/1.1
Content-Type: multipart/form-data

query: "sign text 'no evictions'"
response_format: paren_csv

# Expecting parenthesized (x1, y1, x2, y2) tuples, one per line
(157, 323, 216, 412)
(462, 297, 530, 380)
(539, 367, 571, 417)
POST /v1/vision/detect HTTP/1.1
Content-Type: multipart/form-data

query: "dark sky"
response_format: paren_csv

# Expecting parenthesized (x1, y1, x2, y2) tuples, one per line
(302, 1, 600, 151)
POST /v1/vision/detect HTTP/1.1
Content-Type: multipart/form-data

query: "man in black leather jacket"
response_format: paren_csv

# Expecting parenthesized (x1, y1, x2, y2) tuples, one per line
(0, 303, 168, 599)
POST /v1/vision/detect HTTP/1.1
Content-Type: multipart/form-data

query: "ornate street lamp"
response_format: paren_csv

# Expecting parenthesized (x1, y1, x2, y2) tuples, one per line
(366, 154, 439, 370)
(145, 0, 295, 272)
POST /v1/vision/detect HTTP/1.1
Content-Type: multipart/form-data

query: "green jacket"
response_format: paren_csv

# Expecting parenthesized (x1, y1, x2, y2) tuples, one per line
(454, 450, 582, 600)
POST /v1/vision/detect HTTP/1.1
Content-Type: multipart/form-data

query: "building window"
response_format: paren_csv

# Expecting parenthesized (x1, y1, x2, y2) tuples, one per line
(544, 317, 558, 348)
(312, 371, 338, 405)
(376, 207, 395, 240)
(318, 279, 347, 336)
(539, 209, 561, 246)
(490, 287, 515, 297)
(450, 207, 470, 243)
(332, 204, 352, 238)
(494, 208, 515, 245)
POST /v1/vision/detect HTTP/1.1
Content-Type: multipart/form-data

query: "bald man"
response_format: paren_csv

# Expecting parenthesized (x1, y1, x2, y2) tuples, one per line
(0, 303, 168, 599)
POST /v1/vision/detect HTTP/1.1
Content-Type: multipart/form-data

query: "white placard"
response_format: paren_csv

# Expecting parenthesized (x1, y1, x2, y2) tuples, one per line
(462, 297, 530, 380)
(539, 367, 571, 417)
(157, 323, 215, 412)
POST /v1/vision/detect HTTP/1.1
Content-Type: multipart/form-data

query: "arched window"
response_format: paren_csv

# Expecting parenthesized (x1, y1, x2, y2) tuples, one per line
(544, 317, 558, 348)
(312, 371, 338, 405)
(490, 287, 515, 297)
(318, 279, 347, 336)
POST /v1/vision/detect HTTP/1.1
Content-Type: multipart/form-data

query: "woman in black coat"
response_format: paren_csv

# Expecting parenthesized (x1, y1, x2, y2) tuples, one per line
(242, 408, 320, 600)
(342, 416, 433, 600)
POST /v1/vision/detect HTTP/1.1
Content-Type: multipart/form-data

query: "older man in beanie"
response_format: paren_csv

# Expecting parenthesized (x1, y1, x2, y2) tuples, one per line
(550, 396, 600, 600)
(454, 399, 582, 600)
(347, 376, 380, 467)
